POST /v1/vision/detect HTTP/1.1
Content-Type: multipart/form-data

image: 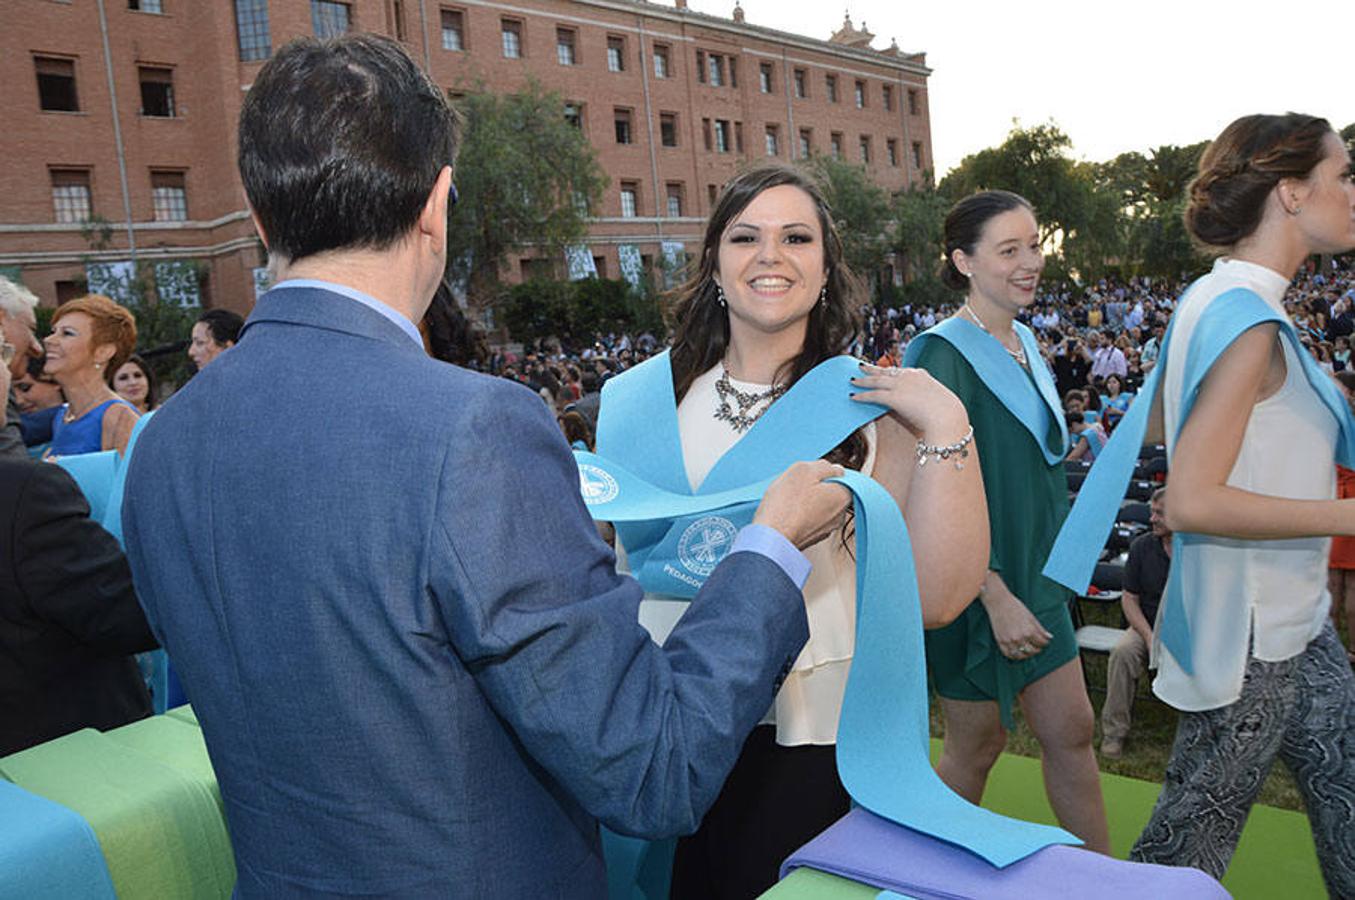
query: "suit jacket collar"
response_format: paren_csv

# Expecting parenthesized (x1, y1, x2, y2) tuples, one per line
(243, 284, 423, 352)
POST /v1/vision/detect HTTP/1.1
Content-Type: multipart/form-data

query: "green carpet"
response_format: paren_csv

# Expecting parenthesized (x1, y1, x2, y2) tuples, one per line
(764, 741, 1324, 898)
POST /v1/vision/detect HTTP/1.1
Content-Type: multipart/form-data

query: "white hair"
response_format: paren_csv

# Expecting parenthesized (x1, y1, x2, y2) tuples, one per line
(0, 277, 38, 319)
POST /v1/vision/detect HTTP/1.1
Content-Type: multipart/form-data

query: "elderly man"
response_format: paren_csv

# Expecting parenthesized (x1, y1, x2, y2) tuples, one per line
(1100, 487, 1171, 759)
(0, 278, 44, 458)
(122, 34, 846, 898)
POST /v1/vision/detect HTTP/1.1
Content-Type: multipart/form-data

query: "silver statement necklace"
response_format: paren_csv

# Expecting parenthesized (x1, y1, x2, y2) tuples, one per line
(962, 303, 1027, 366)
(714, 366, 787, 432)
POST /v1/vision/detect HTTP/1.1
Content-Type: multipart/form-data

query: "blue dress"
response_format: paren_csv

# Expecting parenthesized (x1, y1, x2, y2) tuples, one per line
(47, 399, 136, 456)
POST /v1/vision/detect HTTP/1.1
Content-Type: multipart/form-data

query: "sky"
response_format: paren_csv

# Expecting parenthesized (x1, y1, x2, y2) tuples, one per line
(689, 0, 1354, 177)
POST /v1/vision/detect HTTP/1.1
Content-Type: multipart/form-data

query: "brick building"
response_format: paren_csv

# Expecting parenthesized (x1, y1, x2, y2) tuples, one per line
(0, 0, 932, 313)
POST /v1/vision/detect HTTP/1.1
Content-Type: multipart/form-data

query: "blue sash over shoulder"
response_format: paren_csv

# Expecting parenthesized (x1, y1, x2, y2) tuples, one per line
(901, 318, 1068, 466)
(584, 353, 1078, 869)
(1043, 287, 1355, 675)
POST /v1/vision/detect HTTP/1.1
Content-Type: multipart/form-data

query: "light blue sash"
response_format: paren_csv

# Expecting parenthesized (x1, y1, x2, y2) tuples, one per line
(596, 353, 883, 597)
(585, 355, 1078, 868)
(901, 318, 1068, 465)
(1044, 287, 1355, 674)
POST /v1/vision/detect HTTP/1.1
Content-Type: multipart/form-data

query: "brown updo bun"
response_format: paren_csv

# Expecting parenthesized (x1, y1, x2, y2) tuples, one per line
(1186, 113, 1332, 250)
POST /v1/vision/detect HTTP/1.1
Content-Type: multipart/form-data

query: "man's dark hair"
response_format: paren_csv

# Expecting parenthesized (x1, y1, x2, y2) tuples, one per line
(238, 34, 461, 262)
(197, 309, 245, 346)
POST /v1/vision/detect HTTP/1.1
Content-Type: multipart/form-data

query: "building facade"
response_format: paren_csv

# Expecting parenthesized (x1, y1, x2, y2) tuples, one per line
(0, 0, 932, 312)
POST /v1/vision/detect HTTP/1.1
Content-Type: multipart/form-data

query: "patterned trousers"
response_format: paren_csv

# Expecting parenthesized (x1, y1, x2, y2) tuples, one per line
(1130, 623, 1355, 897)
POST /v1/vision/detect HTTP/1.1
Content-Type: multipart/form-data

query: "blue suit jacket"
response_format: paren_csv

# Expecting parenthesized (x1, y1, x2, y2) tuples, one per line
(122, 286, 808, 898)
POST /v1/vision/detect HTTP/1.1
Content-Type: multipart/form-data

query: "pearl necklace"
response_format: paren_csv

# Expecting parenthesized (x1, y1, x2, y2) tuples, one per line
(713, 366, 787, 433)
(962, 303, 1027, 366)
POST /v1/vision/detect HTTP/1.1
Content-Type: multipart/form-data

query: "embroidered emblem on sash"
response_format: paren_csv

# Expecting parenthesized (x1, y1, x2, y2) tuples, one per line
(677, 515, 737, 576)
(578, 464, 619, 505)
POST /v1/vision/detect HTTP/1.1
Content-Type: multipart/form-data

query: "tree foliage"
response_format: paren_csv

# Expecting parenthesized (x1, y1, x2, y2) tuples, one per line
(802, 155, 893, 288)
(445, 80, 608, 311)
(500, 277, 658, 345)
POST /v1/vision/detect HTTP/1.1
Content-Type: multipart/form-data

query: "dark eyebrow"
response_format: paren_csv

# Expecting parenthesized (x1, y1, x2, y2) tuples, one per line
(729, 221, 814, 231)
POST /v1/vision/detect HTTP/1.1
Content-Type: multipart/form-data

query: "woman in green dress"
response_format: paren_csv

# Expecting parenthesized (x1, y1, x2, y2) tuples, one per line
(906, 190, 1110, 853)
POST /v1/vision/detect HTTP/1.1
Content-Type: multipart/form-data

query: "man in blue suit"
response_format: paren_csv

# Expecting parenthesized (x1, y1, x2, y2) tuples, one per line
(122, 34, 847, 898)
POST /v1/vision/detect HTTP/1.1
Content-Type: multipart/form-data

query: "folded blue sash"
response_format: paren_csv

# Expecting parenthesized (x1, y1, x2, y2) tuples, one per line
(901, 318, 1068, 465)
(596, 353, 884, 597)
(1043, 287, 1355, 674)
(0, 780, 117, 900)
(584, 355, 1078, 867)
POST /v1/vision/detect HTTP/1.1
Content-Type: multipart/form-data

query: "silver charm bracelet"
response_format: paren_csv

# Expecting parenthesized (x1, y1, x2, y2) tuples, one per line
(915, 425, 974, 470)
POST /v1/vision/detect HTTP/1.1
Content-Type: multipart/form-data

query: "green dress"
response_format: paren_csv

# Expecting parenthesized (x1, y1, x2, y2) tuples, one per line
(910, 335, 1076, 727)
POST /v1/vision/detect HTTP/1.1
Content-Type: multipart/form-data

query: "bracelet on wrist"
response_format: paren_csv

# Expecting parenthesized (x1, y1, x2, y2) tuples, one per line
(915, 425, 974, 470)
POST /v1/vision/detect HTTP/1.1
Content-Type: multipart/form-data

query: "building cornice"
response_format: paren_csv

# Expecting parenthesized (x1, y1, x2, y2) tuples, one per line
(0, 235, 261, 267)
(0, 209, 252, 235)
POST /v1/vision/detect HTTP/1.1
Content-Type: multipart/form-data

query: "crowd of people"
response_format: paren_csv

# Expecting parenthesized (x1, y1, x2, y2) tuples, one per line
(1, 30, 1354, 900)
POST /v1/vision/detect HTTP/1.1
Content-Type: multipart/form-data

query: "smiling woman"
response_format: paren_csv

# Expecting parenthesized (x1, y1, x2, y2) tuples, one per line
(42, 294, 139, 457)
(599, 164, 989, 898)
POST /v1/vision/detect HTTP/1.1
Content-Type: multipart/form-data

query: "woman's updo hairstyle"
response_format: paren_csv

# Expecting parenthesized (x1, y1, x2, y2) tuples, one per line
(1186, 113, 1332, 250)
(941, 190, 1034, 291)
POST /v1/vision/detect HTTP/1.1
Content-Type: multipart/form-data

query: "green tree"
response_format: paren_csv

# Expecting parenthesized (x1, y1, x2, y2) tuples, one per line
(499, 277, 653, 345)
(79, 217, 199, 388)
(802, 155, 893, 293)
(445, 81, 608, 313)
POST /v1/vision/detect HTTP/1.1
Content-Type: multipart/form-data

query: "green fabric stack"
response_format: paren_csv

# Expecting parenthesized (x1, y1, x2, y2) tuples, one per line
(0, 716, 235, 898)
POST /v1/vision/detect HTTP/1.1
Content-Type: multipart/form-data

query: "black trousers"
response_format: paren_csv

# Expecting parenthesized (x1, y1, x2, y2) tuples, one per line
(669, 725, 850, 899)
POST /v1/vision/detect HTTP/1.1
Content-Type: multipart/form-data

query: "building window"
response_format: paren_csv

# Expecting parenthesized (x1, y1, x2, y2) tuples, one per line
(793, 68, 807, 99)
(887, 138, 898, 167)
(912, 141, 924, 169)
(652, 43, 669, 78)
(129, 0, 163, 13)
(613, 108, 633, 145)
(734, 121, 744, 153)
(138, 66, 175, 117)
(665, 183, 683, 218)
(764, 125, 778, 157)
(311, 1, 350, 38)
(35, 57, 79, 112)
(859, 135, 871, 163)
(728, 58, 738, 88)
(501, 19, 522, 58)
(759, 62, 773, 93)
(619, 182, 638, 218)
(825, 74, 837, 103)
(234, 0, 271, 61)
(563, 102, 582, 129)
(882, 85, 893, 111)
(556, 28, 576, 65)
(854, 80, 866, 109)
(50, 169, 92, 223)
(606, 36, 625, 72)
(440, 9, 464, 51)
(696, 50, 705, 84)
(830, 131, 843, 160)
(707, 53, 723, 87)
(659, 111, 678, 148)
(702, 118, 712, 151)
(707, 184, 718, 207)
(908, 89, 919, 115)
(390, 0, 407, 41)
(151, 170, 188, 221)
(798, 128, 812, 159)
(714, 119, 730, 153)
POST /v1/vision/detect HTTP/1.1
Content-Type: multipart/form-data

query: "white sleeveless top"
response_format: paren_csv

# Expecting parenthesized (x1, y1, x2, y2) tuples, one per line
(617, 364, 877, 745)
(1157, 258, 1336, 711)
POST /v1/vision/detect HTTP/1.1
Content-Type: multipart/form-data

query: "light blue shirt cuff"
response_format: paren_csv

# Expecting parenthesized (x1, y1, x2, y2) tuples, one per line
(732, 524, 811, 590)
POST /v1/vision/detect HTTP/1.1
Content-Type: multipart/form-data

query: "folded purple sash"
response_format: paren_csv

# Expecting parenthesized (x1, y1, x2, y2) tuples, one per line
(781, 808, 1229, 899)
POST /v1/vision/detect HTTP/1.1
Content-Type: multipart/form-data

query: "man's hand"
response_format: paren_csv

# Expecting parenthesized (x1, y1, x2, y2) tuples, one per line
(753, 460, 850, 550)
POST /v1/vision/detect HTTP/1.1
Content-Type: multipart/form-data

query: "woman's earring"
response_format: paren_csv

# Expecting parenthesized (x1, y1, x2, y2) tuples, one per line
(716, 284, 727, 308)
(818, 285, 828, 307)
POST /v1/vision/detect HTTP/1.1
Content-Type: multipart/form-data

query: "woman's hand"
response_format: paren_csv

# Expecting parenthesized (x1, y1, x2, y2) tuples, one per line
(980, 577, 1052, 661)
(851, 363, 969, 444)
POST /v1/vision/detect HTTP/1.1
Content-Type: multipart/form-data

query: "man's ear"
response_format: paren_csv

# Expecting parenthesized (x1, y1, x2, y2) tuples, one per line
(247, 206, 269, 251)
(419, 166, 454, 251)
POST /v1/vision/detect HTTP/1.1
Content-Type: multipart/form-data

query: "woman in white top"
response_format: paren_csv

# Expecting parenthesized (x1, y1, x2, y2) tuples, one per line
(610, 164, 988, 899)
(1130, 113, 1355, 895)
